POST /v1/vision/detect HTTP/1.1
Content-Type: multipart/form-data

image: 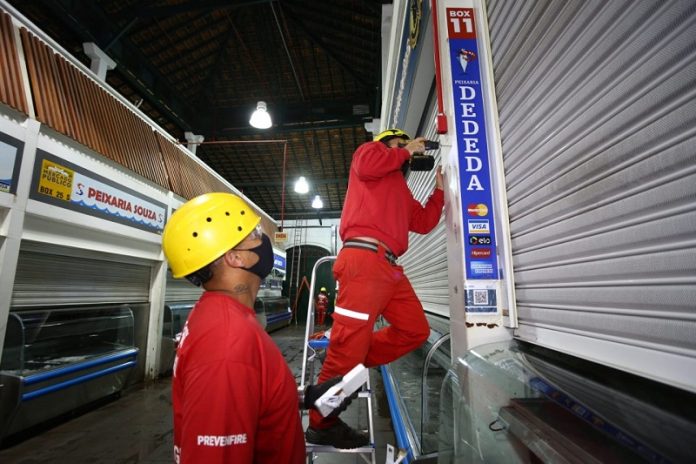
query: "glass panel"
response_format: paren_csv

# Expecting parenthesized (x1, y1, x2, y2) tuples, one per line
(262, 297, 289, 315)
(421, 335, 451, 455)
(161, 304, 173, 338)
(437, 340, 696, 463)
(0, 314, 23, 371)
(168, 303, 194, 336)
(1, 305, 135, 376)
(380, 314, 451, 457)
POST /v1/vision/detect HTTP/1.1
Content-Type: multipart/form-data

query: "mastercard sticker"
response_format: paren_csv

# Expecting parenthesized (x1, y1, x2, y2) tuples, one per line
(467, 203, 488, 216)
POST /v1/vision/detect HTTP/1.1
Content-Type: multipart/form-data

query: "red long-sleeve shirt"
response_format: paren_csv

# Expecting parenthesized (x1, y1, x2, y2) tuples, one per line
(316, 293, 329, 311)
(173, 291, 305, 464)
(340, 141, 444, 256)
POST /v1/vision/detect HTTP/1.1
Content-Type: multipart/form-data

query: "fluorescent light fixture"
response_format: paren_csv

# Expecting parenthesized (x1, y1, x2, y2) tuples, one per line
(312, 195, 323, 209)
(294, 176, 309, 194)
(249, 101, 272, 129)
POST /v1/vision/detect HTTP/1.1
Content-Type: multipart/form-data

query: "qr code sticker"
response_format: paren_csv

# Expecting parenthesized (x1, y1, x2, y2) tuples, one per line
(473, 289, 488, 305)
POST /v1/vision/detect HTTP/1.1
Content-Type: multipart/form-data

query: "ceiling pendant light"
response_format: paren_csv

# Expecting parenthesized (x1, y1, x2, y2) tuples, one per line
(294, 176, 309, 194)
(249, 101, 272, 129)
(312, 195, 323, 209)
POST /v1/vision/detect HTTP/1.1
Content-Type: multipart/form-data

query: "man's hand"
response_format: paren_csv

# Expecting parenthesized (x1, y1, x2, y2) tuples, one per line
(435, 165, 444, 190)
(403, 137, 426, 155)
(303, 377, 356, 417)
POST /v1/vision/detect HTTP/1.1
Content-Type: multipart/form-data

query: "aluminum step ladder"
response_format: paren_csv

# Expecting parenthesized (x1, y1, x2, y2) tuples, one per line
(300, 256, 376, 464)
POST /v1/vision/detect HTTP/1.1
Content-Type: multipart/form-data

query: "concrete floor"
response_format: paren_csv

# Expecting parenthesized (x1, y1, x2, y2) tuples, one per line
(0, 324, 395, 463)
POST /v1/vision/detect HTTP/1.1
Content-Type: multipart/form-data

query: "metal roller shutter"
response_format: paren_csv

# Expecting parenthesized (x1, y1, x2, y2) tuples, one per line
(400, 96, 450, 318)
(11, 243, 152, 307)
(165, 271, 203, 302)
(486, 0, 696, 390)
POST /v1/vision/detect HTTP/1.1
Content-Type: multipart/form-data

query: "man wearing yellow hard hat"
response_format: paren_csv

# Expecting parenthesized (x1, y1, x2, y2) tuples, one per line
(306, 128, 444, 448)
(162, 192, 349, 464)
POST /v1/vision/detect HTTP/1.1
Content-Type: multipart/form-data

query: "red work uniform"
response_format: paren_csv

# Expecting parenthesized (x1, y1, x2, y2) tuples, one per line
(315, 292, 329, 325)
(310, 140, 444, 430)
(173, 291, 305, 463)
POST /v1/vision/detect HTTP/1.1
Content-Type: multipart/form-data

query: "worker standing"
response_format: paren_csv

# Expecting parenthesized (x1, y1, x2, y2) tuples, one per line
(162, 193, 352, 463)
(306, 129, 444, 448)
(315, 287, 329, 326)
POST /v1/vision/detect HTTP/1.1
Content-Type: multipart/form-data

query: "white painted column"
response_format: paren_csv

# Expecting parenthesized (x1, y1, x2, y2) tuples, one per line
(82, 42, 116, 82)
(143, 191, 176, 380)
(0, 119, 40, 361)
(184, 132, 204, 155)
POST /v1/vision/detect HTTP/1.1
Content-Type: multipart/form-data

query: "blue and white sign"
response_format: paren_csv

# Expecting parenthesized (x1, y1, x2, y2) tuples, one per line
(447, 7, 499, 280)
(30, 151, 167, 233)
(273, 253, 286, 272)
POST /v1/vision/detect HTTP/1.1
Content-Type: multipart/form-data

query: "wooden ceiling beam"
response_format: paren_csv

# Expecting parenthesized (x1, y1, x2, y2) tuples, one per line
(39, 0, 196, 130)
(126, 0, 272, 20)
(280, 4, 372, 89)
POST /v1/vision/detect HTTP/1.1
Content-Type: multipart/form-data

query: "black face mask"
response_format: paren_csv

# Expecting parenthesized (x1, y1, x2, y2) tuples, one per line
(242, 233, 274, 280)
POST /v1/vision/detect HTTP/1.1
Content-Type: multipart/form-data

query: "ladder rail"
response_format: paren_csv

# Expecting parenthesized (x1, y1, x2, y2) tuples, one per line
(300, 255, 336, 389)
(301, 255, 376, 464)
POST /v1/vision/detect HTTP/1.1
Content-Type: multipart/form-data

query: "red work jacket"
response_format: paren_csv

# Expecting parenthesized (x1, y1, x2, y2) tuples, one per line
(173, 291, 305, 463)
(340, 141, 444, 256)
(316, 293, 329, 311)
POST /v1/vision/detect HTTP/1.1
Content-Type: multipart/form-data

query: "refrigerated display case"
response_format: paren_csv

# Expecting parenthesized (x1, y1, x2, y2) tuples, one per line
(159, 302, 195, 375)
(0, 305, 138, 440)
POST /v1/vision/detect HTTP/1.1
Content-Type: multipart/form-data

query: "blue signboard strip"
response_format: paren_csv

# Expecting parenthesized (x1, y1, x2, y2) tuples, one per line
(447, 8, 499, 280)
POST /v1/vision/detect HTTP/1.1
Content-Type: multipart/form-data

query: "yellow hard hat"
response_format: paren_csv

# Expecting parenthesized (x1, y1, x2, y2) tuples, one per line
(162, 192, 261, 278)
(374, 128, 411, 143)
(320, 287, 327, 292)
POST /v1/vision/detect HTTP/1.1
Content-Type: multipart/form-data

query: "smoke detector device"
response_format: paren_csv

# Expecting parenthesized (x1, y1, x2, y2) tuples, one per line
(314, 363, 369, 417)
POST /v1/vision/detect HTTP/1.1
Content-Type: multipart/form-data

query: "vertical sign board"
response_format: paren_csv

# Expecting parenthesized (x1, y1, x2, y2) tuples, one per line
(446, 8, 499, 282)
(274, 253, 286, 290)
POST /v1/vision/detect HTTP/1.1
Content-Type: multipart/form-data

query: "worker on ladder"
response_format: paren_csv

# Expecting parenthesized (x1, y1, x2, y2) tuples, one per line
(162, 193, 353, 464)
(306, 129, 445, 449)
(315, 287, 329, 326)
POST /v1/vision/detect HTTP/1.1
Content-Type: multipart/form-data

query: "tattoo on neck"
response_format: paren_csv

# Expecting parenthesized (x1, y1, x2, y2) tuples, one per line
(232, 283, 250, 295)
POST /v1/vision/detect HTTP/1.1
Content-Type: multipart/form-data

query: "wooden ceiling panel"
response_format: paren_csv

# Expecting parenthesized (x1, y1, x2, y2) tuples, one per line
(8, 0, 385, 219)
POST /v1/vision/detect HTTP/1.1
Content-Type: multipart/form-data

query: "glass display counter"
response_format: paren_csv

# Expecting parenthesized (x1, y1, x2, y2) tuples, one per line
(160, 302, 195, 375)
(382, 330, 696, 463)
(256, 297, 291, 332)
(436, 340, 696, 463)
(0, 305, 138, 440)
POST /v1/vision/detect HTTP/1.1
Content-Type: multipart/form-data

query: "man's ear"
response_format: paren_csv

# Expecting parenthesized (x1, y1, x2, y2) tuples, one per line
(223, 249, 246, 269)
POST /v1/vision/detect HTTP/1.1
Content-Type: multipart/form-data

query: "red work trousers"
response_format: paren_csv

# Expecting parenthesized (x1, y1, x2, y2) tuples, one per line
(309, 245, 430, 429)
(316, 296, 328, 325)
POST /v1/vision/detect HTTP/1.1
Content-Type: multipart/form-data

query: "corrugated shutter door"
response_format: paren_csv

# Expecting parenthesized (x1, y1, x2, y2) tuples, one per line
(400, 97, 450, 318)
(486, 0, 696, 389)
(165, 271, 203, 301)
(12, 244, 152, 307)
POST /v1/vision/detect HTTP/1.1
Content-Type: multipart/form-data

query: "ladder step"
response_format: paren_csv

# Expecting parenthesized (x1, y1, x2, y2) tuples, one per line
(306, 444, 375, 454)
